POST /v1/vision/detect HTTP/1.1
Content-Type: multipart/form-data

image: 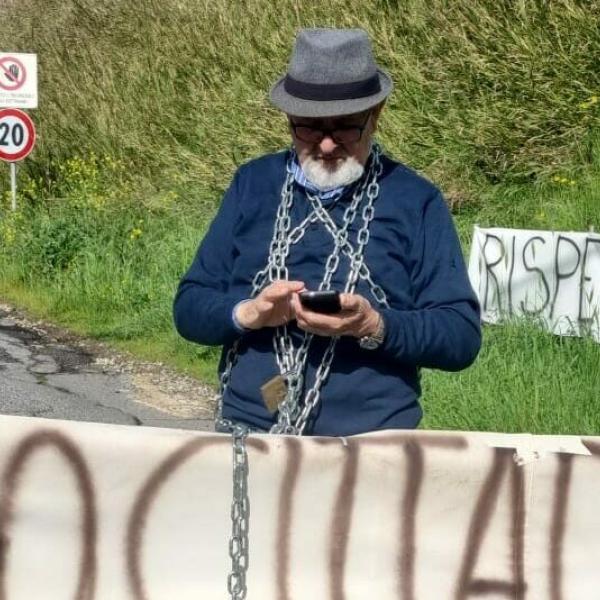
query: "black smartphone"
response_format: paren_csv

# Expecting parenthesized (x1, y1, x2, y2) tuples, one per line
(298, 290, 342, 314)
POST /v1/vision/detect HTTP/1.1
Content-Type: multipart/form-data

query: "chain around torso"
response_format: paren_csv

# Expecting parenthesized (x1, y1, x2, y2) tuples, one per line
(216, 144, 389, 436)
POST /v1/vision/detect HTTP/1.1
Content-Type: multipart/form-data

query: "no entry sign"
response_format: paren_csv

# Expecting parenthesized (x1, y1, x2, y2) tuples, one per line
(0, 108, 36, 162)
(0, 53, 37, 109)
(0, 56, 26, 91)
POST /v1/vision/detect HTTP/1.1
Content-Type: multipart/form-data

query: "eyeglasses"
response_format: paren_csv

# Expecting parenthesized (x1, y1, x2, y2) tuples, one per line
(289, 111, 372, 144)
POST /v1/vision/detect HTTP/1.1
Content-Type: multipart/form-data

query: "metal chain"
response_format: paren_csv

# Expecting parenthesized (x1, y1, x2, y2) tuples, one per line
(218, 161, 298, 600)
(217, 145, 389, 435)
(218, 146, 389, 598)
(227, 424, 250, 600)
(283, 153, 386, 434)
(214, 160, 297, 430)
(269, 146, 388, 434)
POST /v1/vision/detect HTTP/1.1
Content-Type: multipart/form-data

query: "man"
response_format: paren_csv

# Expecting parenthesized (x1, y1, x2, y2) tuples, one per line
(174, 28, 481, 437)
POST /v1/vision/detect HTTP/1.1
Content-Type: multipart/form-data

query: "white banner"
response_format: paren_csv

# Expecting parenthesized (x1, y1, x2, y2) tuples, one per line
(468, 226, 600, 342)
(0, 416, 600, 598)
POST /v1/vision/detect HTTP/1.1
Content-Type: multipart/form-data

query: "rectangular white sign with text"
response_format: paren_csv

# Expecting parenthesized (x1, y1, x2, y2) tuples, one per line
(468, 226, 600, 342)
(0, 52, 38, 109)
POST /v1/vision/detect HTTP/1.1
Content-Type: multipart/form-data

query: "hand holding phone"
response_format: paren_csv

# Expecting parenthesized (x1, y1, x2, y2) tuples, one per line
(298, 290, 342, 314)
(234, 280, 305, 329)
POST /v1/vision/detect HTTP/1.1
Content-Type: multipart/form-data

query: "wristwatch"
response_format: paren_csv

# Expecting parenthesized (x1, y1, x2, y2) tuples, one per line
(359, 313, 385, 350)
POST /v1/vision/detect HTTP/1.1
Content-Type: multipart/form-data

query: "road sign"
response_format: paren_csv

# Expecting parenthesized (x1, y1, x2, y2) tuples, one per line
(0, 56, 26, 91)
(0, 53, 37, 109)
(0, 108, 36, 162)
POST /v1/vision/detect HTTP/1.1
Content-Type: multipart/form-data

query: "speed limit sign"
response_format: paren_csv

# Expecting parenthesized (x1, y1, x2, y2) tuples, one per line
(0, 108, 36, 162)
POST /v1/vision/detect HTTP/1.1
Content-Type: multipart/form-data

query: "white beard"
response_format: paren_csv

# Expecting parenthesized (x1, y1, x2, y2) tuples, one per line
(300, 155, 365, 191)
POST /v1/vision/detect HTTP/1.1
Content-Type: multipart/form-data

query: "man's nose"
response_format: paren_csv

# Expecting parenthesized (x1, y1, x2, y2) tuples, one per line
(319, 134, 338, 154)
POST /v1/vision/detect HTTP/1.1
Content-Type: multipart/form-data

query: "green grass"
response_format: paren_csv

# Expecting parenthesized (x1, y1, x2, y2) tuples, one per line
(0, 0, 599, 434)
(2, 0, 599, 197)
(421, 322, 600, 435)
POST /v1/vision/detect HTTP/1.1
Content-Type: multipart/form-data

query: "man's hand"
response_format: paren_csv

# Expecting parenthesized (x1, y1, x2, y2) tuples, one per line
(291, 292, 380, 338)
(235, 280, 305, 330)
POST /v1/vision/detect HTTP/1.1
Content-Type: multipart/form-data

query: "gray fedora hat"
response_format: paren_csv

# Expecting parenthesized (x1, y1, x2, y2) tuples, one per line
(270, 28, 393, 118)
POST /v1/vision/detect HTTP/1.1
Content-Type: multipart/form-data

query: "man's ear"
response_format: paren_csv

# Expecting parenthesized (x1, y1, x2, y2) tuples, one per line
(371, 101, 386, 131)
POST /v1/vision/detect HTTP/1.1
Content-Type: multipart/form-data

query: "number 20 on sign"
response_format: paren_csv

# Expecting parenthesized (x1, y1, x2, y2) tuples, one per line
(0, 108, 36, 162)
(0, 108, 36, 211)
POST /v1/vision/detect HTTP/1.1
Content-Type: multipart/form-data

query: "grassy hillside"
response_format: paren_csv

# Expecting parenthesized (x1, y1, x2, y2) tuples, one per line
(0, 0, 599, 433)
(2, 0, 600, 195)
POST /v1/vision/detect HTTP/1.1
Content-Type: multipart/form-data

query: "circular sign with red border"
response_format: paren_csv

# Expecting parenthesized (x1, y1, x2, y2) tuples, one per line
(0, 108, 36, 162)
(0, 56, 27, 91)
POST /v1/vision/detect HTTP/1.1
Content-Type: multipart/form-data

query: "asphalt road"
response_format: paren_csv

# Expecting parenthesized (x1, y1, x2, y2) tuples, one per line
(0, 308, 214, 431)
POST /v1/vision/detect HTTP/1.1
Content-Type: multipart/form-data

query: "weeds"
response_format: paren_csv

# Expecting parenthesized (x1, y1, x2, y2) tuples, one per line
(1, 0, 600, 199)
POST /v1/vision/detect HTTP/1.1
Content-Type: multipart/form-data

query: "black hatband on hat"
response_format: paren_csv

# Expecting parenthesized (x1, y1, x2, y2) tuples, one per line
(283, 74, 381, 102)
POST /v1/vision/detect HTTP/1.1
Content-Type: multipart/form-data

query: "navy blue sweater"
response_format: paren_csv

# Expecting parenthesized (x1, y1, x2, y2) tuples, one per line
(174, 151, 481, 436)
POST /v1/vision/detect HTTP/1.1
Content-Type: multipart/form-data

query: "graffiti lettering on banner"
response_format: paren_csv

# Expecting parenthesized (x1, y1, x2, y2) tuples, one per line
(0, 416, 599, 599)
(468, 226, 600, 342)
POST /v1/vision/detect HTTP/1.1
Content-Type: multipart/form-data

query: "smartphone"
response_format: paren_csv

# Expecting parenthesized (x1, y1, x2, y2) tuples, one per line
(298, 290, 342, 314)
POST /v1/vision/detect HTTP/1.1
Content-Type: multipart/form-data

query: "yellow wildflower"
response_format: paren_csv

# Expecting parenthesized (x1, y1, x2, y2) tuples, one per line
(129, 227, 143, 240)
(579, 95, 599, 109)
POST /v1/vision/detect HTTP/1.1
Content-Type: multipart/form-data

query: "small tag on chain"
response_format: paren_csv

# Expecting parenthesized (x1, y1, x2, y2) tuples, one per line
(260, 374, 288, 414)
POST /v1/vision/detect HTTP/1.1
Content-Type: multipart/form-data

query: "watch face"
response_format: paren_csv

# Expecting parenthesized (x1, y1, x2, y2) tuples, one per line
(359, 336, 380, 350)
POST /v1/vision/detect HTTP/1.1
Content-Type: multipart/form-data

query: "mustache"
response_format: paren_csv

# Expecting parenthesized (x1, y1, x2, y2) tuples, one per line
(312, 154, 347, 161)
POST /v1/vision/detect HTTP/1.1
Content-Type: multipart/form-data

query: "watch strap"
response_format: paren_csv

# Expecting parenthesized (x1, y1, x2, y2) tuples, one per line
(359, 313, 385, 350)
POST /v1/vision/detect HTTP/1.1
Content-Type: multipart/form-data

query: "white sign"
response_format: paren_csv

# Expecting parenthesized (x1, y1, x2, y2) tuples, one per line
(468, 226, 600, 342)
(0, 108, 36, 162)
(0, 416, 600, 598)
(0, 52, 37, 108)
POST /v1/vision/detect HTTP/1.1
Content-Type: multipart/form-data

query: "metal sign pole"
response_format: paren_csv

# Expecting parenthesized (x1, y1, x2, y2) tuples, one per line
(10, 161, 17, 211)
